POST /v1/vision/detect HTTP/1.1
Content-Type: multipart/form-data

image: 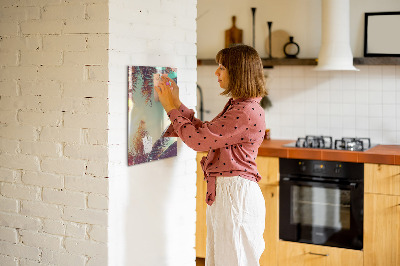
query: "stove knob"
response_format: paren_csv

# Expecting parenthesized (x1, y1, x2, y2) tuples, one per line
(298, 162, 306, 171)
(334, 164, 342, 174)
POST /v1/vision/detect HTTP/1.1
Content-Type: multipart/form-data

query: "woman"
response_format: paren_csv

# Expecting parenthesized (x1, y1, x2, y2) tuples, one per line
(156, 45, 267, 266)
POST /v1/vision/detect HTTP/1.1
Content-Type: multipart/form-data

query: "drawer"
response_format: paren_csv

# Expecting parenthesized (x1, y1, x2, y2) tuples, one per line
(365, 163, 400, 196)
(278, 241, 363, 266)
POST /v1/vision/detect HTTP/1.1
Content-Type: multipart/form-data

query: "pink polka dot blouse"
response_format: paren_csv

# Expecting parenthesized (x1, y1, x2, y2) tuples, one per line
(163, 97, 266, 206)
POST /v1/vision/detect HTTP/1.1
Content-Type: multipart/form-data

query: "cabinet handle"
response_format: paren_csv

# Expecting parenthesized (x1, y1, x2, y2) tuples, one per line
(309, 252, 329, 257)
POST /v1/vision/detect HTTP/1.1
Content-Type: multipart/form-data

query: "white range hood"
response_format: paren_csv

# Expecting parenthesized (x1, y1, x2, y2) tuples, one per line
(314, 0, 359, 71)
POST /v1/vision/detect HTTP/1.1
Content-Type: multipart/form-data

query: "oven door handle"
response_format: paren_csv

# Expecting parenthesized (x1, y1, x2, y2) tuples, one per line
(349, 182, 357, 187)
(281, 177, 357, 188)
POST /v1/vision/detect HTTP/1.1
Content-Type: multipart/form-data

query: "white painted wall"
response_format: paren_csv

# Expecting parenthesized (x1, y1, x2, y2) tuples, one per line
(197, 0, 400, 145)
(198, 0, 400, 58)
(0, 1, 109, 265)
(108, 0, 198, 265)
(198, 0, 321, 59)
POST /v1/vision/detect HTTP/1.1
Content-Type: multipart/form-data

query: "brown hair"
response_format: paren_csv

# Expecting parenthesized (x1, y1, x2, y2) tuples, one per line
(215, 45, 267, 99)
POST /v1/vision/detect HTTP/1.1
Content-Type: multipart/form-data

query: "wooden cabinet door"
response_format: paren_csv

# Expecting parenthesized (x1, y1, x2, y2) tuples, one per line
(256, 156, 279, 186)
(196, 152, 208, 258)
(278, 241, 363, 266)
(259, 185, 279, 266)
(365, 164, 400, 196)
(364, 193, 400, 266)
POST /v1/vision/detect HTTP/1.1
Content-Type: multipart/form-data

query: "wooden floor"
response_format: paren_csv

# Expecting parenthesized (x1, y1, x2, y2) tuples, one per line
(196, 257, 205, 266)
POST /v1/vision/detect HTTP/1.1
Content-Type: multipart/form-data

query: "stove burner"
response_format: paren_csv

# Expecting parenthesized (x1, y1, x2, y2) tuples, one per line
(335, 137, 371, 151)
(290, 136, 372, 151)
(295, 135, 333, 149)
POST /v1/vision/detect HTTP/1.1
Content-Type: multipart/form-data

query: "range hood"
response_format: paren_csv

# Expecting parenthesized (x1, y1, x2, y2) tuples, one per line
(314, 0, 359, 71)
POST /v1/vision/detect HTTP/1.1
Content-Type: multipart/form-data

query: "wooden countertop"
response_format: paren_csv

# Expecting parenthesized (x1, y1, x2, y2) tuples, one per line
(258, 139, 400, 165)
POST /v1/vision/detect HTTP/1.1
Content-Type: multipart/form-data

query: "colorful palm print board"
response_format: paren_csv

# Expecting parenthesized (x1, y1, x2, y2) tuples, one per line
(128, 66, 177, 166)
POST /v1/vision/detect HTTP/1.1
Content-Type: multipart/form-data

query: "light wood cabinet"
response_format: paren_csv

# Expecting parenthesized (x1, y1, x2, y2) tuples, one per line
(256, 156, 280, 266)
(259, 185, 279, 266)
(256, 156, 279, 186)
(364, 193, 400, 266)
(364, 163, 400, 196)
(364, 163, 400, 266)
(196, 152, 208, 258)
(278, 241, 363, 266)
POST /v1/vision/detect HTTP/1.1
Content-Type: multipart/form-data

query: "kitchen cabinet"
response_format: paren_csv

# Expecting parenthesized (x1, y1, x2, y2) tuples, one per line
(256, 156, 279, 186)
(278, 241, 363, 266)
(259, 184, 279, 266)
(196, 152, 208, 258)
(364, 163, 400, 196)
(256, 156, 279, 266)
(364, 163, 400, 266)
(364, 193, 400, 266)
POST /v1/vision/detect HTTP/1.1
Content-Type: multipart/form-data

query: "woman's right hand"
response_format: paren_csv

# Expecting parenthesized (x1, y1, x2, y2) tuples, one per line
(161, 75, 181, 109)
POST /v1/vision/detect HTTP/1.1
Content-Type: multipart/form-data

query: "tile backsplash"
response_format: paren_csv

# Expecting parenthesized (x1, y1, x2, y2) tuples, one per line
(197, 65, 400, 145)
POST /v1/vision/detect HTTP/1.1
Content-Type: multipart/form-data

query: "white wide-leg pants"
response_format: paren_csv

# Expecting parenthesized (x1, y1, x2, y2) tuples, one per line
(205, 176, 266, 266)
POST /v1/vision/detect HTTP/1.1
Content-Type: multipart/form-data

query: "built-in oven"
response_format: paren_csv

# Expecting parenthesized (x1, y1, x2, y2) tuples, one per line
(279, 158, 364, 250)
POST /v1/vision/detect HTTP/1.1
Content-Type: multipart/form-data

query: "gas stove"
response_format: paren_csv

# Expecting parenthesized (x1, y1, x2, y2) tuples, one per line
(284, 135, 374, 151)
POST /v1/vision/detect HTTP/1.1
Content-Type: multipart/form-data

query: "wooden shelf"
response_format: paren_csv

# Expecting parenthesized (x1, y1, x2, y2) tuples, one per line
(197, 58, 317, 67)
(353, 57, 400, 65)
(262, 58, 317, 67)
(197, 57, 400, 68)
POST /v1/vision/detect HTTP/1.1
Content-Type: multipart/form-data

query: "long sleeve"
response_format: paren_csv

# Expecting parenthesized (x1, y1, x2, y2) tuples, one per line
(163, 103, 204, 137)
(167, 105, 255, 152)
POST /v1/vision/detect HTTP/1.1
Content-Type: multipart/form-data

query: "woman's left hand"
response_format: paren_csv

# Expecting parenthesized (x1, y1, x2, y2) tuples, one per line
(155, 79, 176, 113)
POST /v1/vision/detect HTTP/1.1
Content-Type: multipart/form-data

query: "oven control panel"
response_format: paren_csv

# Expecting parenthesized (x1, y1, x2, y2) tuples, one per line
(280, 158, 363, 180)
(313, 162, 325, 172)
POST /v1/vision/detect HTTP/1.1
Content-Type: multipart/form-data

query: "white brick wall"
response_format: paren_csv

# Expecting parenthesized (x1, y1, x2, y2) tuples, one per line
(0, 1, 109, 265)
(108, 0, 197, 265)
(1, 0, 198, 265)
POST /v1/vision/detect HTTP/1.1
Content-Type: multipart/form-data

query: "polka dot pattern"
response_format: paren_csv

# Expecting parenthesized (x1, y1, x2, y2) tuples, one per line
(165, 98, 266, 206)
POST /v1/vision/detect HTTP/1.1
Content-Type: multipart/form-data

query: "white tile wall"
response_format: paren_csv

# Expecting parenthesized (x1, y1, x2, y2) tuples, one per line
(197, 65, 400, 145)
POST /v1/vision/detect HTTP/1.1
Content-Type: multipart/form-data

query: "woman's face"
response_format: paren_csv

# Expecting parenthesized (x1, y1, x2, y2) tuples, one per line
(215, 64, 229, 89)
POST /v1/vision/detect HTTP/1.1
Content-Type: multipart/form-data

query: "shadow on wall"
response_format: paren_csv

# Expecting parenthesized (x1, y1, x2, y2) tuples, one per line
(125, 148, 182, 265)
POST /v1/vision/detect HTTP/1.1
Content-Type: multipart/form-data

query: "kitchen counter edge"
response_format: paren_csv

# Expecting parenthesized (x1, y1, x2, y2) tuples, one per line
(257, 139, 400, 165)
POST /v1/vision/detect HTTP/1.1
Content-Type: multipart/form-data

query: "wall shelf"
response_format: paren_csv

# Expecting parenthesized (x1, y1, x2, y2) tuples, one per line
(197, 57, 400, 68)
(353, 57, 400, 65)
(261, 58, 317, 67)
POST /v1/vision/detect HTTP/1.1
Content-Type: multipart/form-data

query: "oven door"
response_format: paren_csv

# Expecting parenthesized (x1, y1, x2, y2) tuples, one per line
(279, 177, 363, 250)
